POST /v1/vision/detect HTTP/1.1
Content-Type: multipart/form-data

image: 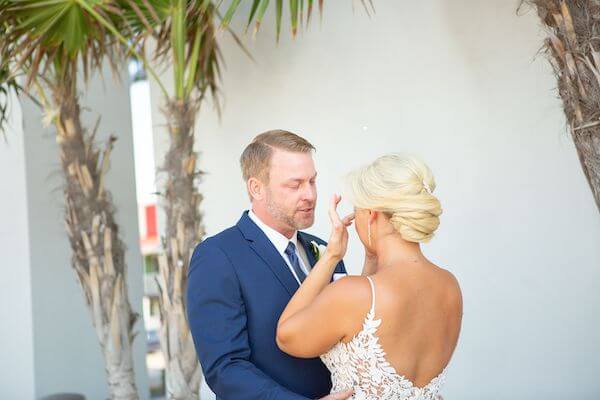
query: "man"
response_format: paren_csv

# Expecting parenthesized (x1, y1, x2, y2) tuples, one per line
(187, 130, 352, 400)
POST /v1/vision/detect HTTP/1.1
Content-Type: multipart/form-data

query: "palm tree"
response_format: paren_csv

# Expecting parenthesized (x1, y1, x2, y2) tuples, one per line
(526, 0, 600, 212)
(118, 1, 372, 398)
(113, 3, 220, 397)
(0, 1, 152, 398)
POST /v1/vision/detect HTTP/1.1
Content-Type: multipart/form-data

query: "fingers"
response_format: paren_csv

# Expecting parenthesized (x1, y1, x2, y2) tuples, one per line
(342, 212, 355, 227)
(328, 194, 344, 229)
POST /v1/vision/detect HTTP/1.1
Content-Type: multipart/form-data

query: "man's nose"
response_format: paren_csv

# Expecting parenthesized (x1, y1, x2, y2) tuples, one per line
(302, 183, 317, 202)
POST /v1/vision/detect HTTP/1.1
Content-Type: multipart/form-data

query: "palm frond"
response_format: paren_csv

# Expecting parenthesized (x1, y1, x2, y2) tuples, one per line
(122, 1, 222, 103)
(224, 0, 372, 42)
(0, 0, 126, 87)
(0, 5, 23, 137)
(0, 59, 23, 138)
(237, 0, 328, 41)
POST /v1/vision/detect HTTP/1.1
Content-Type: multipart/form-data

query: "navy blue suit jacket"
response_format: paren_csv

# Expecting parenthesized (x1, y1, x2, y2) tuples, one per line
(187, 211, 347, 400)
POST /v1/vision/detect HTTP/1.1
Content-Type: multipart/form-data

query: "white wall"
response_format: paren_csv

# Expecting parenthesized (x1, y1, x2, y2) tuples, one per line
(149, 1, 600, 399)
(0, 63, 149, 399)
(0, 89, 36, 400)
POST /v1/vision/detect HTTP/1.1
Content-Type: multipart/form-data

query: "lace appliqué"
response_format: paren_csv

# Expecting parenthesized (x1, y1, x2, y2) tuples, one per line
(320, 277, 447, 400)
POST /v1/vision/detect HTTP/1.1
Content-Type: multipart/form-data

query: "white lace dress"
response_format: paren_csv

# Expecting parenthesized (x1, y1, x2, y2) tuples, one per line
(320, 277, 447, 400)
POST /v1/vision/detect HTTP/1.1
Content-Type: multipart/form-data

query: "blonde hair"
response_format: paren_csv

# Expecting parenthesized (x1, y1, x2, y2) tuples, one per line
(240, 130, 315, 183)
(345, 154, 442, 243)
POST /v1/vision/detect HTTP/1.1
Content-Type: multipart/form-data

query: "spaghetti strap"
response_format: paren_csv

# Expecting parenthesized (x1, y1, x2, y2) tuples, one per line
(366, 276, 376, 314)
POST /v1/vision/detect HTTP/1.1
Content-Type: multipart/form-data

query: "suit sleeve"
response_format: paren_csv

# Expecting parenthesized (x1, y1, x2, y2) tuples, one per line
(186, 239, 310, 400)
(336, 259, 347, 274)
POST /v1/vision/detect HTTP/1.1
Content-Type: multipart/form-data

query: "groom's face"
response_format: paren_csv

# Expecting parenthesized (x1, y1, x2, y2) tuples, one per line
(264, 149, 317, 230)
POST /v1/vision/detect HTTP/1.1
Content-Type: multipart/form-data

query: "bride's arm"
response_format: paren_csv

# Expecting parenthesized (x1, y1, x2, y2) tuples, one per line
(276, 195, 357, 358)
(276, 273, 365, 358)
(277, 250, 341, 328)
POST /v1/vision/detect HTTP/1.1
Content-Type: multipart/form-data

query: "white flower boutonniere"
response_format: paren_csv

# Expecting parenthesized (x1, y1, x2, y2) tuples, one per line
(310, 240, 327, 261)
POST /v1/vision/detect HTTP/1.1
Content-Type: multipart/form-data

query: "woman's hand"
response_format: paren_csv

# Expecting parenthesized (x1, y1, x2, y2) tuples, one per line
(326, 194, 355, 262)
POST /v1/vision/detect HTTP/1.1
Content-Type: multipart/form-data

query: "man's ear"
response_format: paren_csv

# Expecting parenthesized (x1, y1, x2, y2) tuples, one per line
(247, 177, 264, 201)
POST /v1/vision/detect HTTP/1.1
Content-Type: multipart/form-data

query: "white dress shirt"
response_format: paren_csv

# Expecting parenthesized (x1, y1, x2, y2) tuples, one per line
(248, 210, 311, 284)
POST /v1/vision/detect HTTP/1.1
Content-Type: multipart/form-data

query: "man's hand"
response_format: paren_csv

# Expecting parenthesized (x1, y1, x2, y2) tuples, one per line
(319, 388, 353, 399)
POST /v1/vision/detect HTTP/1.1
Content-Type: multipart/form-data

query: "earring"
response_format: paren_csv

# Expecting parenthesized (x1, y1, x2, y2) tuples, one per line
(368, 223, 372, 246)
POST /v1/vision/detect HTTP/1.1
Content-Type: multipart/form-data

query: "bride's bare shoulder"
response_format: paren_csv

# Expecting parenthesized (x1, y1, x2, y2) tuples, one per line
(425, 262, 460, 289)
(321, 276, 377, 337)
(431, 265, 463, 313)
(438, 266, 461, 293)
(325, 275, 373, 309)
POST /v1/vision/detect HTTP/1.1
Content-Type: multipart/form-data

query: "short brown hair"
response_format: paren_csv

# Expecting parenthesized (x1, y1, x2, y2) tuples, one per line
(240, 129, 315, 183)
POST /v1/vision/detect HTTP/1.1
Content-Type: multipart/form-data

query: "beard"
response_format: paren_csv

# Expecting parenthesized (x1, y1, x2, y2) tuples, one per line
(265, 190, 315, 231)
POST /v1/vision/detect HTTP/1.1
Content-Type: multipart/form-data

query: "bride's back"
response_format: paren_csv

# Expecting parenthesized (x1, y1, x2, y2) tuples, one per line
(336, 152, 461, 392)
(343, 262, 462, 388)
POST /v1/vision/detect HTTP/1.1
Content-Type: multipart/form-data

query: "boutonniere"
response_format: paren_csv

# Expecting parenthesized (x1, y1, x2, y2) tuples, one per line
(310, 240, 327, 261)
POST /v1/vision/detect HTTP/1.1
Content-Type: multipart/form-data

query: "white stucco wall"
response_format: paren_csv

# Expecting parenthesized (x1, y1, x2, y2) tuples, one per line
(148, 1, 600, 399)
(0, 89, 36, 400)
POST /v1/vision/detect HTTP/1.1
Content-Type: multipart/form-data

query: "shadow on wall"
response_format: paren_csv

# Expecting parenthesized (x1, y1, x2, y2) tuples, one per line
(39, 394, 85, 400)
(439, 0, 557, 120)
(441, 0, 542, 74)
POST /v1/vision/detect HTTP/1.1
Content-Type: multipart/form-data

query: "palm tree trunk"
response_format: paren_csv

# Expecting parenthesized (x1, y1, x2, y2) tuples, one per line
(529, 0, 600, 212)
(156, 98, 204, 399)
(50, 74, 139, 400)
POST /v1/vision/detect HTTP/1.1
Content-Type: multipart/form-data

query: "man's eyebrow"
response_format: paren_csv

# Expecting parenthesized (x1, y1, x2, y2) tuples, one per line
(285, 173, 317, 183)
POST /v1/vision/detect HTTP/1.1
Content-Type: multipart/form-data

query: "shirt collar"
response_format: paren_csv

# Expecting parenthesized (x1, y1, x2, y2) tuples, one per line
(248, 209, 299, 255)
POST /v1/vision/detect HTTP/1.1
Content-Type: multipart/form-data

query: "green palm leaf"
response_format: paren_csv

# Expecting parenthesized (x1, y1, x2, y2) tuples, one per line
(1, 0, 119, 83)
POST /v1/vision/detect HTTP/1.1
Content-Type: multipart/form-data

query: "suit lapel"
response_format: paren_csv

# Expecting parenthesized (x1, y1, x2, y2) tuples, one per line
(297, 232, 317, 268)
(237, 211, 299, 296)
(298, 232, 342, 283)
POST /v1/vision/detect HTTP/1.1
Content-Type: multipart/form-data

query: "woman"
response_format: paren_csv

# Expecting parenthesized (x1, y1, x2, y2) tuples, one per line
(276, 154, 462, 400)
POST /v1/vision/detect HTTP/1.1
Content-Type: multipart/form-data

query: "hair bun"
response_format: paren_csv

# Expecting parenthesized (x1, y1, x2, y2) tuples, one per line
(346, 154, 442, 243)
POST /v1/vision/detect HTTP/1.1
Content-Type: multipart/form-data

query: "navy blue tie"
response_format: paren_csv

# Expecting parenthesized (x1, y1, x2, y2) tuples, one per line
(284, 242, 307, 283)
